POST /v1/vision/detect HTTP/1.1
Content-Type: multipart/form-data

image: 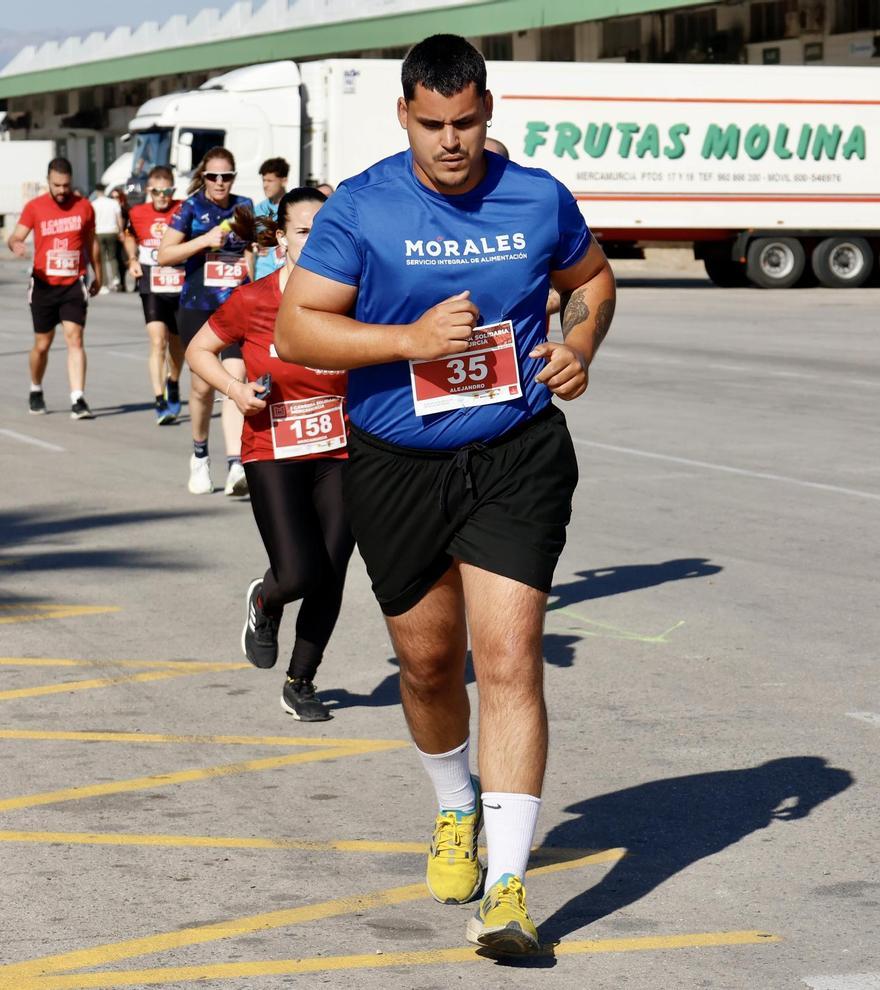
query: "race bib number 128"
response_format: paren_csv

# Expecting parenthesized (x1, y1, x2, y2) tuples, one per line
(203, 253, 247, 288)
(409, 320, 522, 417)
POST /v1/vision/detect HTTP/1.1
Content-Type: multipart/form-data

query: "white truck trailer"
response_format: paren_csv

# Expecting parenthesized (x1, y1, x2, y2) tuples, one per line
(114, 59, 880, 289)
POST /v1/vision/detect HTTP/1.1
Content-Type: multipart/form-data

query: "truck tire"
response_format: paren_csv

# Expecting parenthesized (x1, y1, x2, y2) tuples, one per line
(703, 253, 749, 287)
(811, 237, 874, 288)
(746, 237, 805, 289)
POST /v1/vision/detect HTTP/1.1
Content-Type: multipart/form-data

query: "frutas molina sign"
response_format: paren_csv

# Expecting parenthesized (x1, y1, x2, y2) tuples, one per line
(523, 121, 867, 162)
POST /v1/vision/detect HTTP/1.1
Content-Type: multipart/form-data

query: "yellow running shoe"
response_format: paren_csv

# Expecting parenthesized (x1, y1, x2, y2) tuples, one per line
(426, 806, 484, 904)
(465, 873, 540, 955)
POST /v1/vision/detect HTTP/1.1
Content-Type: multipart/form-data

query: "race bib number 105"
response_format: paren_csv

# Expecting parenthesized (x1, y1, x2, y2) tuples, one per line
(150, 266, 185, 294)
(270, 395, 347, 460)
(409, 320, 522, 417)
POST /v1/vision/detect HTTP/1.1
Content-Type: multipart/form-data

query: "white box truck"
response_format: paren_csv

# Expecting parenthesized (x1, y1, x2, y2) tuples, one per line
(111, 59, 880, 289)
(0, 139, 56, 228)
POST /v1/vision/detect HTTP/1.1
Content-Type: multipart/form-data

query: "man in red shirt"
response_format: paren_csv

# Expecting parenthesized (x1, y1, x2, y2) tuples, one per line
(123, 166, 185, 425)
(7, 157, 102, 418)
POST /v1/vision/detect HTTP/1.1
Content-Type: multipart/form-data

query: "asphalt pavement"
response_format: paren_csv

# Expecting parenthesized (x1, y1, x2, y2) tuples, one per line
(0, 252, 877, 990)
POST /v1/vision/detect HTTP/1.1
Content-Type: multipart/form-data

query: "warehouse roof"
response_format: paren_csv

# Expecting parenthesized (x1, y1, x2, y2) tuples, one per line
(0, 0, 702, 99)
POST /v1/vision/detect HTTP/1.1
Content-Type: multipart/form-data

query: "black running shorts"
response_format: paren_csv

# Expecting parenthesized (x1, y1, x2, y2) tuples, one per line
(178, 306, 241, 361)
(140, 292, 179, 334)
(344, 405, 579, 617)
(29, 276, 88, 332)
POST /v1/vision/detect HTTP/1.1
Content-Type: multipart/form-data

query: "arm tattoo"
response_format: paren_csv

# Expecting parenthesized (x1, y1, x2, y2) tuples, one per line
(594, 298, 615, 345)
(560, 287, 590, 338)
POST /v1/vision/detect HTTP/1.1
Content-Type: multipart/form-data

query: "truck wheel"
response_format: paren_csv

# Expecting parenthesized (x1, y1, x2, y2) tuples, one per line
(811, 237, 874, 288)
(703, 254, 748, 287)
(746, 237, 805, 289)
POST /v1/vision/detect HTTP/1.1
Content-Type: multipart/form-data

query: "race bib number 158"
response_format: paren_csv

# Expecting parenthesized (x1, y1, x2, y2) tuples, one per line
(270, 395, 347, 460)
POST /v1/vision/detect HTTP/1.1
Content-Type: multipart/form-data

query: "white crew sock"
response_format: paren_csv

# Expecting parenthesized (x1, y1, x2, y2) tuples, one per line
(482, 792, 542, 887)
(70, 390, 84, 403)
(30, 383, 42, 393)
(416, 737, 476, 812)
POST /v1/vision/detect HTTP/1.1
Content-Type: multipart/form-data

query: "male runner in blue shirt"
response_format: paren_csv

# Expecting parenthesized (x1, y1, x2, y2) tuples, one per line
(275, 34, 615, 956)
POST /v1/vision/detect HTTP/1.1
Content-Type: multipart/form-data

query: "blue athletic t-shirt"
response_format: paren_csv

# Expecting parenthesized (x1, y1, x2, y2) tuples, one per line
(296, 149, 590, 450)
(169, 190, 253, 310)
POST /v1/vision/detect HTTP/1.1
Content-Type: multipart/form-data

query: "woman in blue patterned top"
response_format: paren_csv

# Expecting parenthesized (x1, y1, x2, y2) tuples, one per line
(158, 147, 253, 497)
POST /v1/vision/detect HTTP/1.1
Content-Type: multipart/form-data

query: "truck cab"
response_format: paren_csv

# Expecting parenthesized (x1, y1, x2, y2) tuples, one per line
(120, 61, 302, 204)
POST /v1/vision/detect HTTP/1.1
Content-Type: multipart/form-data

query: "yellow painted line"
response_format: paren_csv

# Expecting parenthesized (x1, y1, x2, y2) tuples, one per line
(8, 931, 780, 989)
(0, 658, 250, 670)
(0, 742, 402, 813)
(0, 851, 608, 982)
(548, 606, 685, 644)
(0, 669, 202, 702)
(0, 605, 120, 626)
(0, 828, 621, 865)
(0, 729, 407, 748)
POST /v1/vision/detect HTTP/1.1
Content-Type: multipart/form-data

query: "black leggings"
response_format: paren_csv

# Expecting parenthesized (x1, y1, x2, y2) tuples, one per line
(243, 458, 354, 681)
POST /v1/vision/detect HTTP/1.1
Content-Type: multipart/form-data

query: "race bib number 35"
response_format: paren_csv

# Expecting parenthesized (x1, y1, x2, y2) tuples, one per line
(409, 320, 522, 417)
(270, 395, 347, 460)
(150, 266, 185, 294)
(203, 253, 247, 288)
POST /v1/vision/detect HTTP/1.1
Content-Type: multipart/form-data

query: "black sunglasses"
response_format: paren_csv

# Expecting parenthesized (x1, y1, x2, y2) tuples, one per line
(149, 188, 174, 196)
(204, 171, 236, 182)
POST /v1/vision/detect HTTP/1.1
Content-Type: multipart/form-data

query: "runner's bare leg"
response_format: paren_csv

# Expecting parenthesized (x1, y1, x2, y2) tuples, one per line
(62, 321, 86, 393)
(29, 330, 54, 387)
(167, 333, 185, 383)
(459, 562, 548, 796)
(385, 565, 470, 753)
(221, 356, 245, 458)
(146, 321, 169, 396)
(189, 369, 214, 442)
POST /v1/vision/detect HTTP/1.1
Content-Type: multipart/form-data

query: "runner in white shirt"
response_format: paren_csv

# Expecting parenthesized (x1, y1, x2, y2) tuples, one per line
(92, 184, 122, 293)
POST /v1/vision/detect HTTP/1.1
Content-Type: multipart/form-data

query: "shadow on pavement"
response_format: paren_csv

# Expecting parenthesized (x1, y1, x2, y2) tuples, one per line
(536, 756, 853, 943)
(549, 558, 722, 610)
(0, 506, 220, 596)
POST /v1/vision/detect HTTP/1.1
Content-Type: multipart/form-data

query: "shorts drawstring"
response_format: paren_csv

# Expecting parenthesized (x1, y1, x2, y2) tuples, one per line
(439, 442, 489, 519)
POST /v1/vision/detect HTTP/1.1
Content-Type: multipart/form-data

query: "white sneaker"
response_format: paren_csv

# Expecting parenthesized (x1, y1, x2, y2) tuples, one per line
(224, 461, 248, 497)
(188, 454, 213, 495)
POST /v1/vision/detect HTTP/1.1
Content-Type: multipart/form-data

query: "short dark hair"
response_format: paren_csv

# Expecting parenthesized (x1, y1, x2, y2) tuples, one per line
(48, 157, 72, 176)
(95, 182, 107, 193)
(401, 34, 487, 102)
(260, 157, 290, 179)
(147, 165, 174, 184)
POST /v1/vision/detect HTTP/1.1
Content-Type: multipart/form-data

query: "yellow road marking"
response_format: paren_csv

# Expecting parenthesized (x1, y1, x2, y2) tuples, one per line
(0, 658, 250, 670)
(547, 605, 685, 644)
(0, 741, 403, 813)
(0, 605, 120, 626)
(0, 668, 211, 702)
(0, 729, 406, 748)
(0, 852, 608, 982)
(9, 931, 780, 989)
(0, 828, 622, 865)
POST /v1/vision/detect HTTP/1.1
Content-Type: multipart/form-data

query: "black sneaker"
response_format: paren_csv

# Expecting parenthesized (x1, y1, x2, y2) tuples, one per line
(29, 391, 47, 415)
(70, 397, 94, 420)
(281, 677, 332, 722)
(241, 579, 280, 669)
